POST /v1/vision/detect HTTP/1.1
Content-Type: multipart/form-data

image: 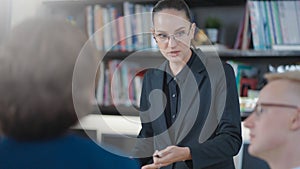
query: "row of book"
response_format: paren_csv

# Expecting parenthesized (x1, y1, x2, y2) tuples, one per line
(227, 61, 260, 97)
(96, 59, 300, 107)
(86, 2, 157, 52)
(235, 0, 300, 50)
(228, 60, 300, 99)
(96, 60, 144, 107)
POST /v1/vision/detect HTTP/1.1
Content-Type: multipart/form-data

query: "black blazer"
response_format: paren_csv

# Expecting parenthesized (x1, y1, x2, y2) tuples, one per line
(132, 49, 242, 169)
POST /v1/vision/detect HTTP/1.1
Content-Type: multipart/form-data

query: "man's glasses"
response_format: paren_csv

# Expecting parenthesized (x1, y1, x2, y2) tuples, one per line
(153, 26, 191, 44)
(252, 103, 299, 117)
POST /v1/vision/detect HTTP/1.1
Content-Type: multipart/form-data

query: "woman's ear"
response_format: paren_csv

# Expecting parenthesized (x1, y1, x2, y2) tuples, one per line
(290, 109, 300, 131)
(190, 23, 196, 40)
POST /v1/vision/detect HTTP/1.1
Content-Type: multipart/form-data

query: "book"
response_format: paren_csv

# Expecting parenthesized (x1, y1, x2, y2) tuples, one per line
(265, 1, 275, 46)
(234, 3, 247, 49)
(270, 1, 283, 45)
(85, 5, 94, 38)
(241, 2, 251, 50)
(96, 62, 105, 104)
(123, 2, 134, 51)
(278, 1, 300, 44)
(272, 44, 300, 51)
(94, 5, 104, 51)
(249, 1, 266, 50)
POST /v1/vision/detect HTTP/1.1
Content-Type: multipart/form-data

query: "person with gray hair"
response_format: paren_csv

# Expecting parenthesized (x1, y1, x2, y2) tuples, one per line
(0, 18, 139, 169)
(244, 71, 300, 169)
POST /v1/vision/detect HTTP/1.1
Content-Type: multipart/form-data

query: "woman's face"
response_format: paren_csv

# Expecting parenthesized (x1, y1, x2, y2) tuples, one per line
(153, 9, 195, 64)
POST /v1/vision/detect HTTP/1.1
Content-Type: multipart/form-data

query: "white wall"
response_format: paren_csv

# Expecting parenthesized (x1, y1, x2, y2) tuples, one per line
(10, 0, 43, 28)
(0, 0, 11, 44)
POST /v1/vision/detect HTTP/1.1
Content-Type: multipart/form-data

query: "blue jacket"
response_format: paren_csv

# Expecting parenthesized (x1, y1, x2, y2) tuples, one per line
(0, 133, 139, 169)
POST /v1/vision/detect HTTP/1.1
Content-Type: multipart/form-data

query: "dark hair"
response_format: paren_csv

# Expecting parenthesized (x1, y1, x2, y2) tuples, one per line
(152, 0, 192, 22)
(0, 18, 97, 141)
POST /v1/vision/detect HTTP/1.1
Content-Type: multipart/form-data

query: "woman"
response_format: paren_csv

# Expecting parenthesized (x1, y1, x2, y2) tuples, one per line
(132, 0, 242, 168)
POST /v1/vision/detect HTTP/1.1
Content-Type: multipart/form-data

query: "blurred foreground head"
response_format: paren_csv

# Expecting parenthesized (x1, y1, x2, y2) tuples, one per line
(0, 18, 98, 141)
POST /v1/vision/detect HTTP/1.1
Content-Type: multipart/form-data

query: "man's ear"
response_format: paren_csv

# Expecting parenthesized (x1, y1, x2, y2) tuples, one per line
(150, 27, 156, 36)
(151, 27, 158, 43)
(290, 109, 300, 131)
(150, 27, 154, 33)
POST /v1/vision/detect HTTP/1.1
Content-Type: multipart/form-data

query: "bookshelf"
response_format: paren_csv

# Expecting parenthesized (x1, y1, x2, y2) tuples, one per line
(42, 0, 300, 117)
(42, 2, 297, 167)
(97, 48, 300, 117)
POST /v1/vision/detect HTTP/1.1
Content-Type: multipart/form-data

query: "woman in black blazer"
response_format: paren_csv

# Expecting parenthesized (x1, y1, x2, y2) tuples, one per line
(132, 0, 242, 168)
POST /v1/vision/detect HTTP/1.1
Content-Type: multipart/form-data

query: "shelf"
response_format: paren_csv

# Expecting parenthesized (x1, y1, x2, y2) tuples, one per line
(218, 49, 300, 57)
(217, 49, 300, 64)
(93, 104, 251, 121)
(102, 49, 300, 64)
(92, 105, 140, 116)
(187, 0, 246, 6)
(43, 0, 246, 6)
(102, 50, 162, 60)
(43, 0, 155, 6)
(73, 114, 141, 143)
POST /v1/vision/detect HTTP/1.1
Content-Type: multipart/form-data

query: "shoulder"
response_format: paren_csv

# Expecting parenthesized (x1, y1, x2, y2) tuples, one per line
(68, 134, 139, 168)
(222, 62, 235, 78)
(222, 62, 234, 73)
(143, 65, 166, 80)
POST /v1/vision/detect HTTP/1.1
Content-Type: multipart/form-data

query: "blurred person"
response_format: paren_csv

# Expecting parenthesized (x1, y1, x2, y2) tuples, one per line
(0, 18, 139, 169)
(132, 0, 242, 168)
(244, 71, 300, 169)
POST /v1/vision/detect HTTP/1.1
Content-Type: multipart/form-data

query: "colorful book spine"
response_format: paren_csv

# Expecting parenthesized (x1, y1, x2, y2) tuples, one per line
(249, 0, 265, 50)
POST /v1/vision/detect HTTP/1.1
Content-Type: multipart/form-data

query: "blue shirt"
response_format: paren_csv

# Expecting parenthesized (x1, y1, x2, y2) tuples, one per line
(0, 133, 139, 169)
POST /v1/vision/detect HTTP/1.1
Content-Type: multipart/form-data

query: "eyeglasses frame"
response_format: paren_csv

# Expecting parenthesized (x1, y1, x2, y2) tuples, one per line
(152, 24, 192, 44)
(252, 102, 300, 117)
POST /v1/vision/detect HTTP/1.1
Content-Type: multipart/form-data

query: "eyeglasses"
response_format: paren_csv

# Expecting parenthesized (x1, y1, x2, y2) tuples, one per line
(153, 26, 191, 44)
(252, 103, 299, 117)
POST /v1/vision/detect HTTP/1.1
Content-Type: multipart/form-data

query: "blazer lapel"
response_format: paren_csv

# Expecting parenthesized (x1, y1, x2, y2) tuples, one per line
(150, 61, 173, 149)
(174, 50, 207, 144)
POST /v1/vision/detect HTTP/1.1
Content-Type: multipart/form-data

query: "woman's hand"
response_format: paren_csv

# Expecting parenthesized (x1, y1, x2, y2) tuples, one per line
(141, 146, 192, 169)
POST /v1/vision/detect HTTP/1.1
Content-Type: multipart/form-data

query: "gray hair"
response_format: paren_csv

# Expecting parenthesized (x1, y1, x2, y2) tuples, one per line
(0, 17, 97, 141)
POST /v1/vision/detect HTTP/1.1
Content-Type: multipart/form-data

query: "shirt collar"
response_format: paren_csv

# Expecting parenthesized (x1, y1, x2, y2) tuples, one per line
(165, 50, 196, 84)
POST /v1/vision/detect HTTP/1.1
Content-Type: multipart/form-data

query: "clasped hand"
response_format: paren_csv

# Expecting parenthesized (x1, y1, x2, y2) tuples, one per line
(141, 145, 191, 169)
